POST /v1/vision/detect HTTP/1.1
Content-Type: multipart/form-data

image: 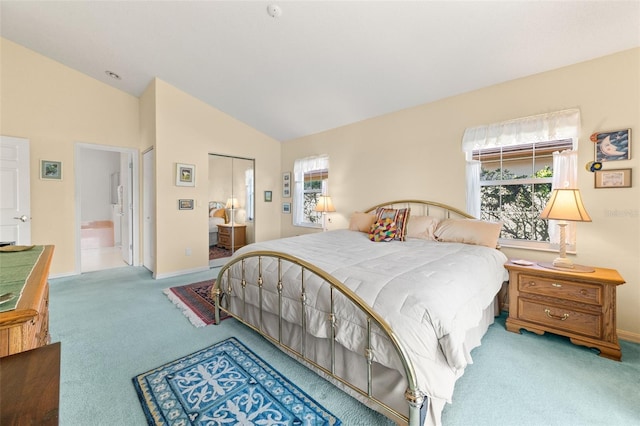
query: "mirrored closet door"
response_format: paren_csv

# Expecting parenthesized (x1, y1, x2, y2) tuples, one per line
(208, 154, 255, 267)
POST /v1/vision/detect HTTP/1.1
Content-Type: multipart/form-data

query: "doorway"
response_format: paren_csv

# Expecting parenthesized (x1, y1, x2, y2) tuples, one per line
(75, 143, 139, 273)
(208, 154, 255, 268)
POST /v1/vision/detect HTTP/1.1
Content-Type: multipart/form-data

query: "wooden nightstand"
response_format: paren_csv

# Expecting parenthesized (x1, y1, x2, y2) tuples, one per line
(505, 260, 625, 361)
(217, 224, 246, 251)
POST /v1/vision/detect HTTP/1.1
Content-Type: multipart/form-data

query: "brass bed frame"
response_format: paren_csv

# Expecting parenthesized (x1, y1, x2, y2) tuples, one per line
(213, 200, 474, 426)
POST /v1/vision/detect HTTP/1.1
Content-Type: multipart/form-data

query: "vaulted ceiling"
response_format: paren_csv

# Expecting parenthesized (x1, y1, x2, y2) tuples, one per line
(2, 1, 639, 141)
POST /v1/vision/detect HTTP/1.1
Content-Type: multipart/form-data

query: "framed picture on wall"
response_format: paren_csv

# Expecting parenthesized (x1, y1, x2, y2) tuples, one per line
(176, 163, 195, 187)
(594, 168, 632, 188)
(178, 199, 194, 210)
(264, 191, 272, 202)
(40, 160, 62, 180)
(592, 129, 631, 162)
(282, 172, 291, 198)
(282, 202, 291, 214)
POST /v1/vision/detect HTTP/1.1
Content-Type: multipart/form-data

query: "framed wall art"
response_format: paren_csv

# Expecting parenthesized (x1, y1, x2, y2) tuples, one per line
(40, 160, 63, 180)
(176, 163, 195, 187)
(178, 199, 194, 210)
(282, 202, 291, 214)
(282, 172, 291, 198)
(594, 168, 632, 188)
(592, 129, 631, 162)
(264, 190, 272, 202)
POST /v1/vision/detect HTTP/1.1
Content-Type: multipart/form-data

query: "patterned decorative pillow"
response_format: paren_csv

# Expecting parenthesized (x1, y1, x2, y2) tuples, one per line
(375, 208, 410, 241)
(368, 218, 397, 242)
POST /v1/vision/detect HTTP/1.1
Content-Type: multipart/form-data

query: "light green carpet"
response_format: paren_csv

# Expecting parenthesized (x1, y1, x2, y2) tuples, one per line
(49, 266, 640, 425)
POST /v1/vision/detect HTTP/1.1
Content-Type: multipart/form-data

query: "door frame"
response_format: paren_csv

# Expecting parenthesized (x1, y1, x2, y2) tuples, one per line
(142, 147, 155, 275)
(74, 142, 140, 274)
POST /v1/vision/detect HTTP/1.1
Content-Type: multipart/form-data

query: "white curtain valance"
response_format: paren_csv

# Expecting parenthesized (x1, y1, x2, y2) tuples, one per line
(462, 109, 580, 153)
(293, 154, 329, 182)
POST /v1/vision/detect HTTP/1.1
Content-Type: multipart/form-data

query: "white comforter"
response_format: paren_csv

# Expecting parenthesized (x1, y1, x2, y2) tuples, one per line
(223, 229, 508, 402)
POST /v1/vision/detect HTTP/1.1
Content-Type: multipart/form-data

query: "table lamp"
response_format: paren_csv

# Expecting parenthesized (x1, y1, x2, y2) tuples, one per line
(314, 195, 336, 232)
(225, 197, 239, 224)
(539, 188, 594, 272)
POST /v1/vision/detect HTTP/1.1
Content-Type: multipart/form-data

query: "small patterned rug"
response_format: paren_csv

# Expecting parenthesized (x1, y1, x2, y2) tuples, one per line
(164, 280, 229, 327)
(209, 245, 232, 260)
(133, 337, 341, 425)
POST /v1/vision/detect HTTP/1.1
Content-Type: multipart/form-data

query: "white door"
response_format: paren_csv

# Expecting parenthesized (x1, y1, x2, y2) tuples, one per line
(143, 149, 155, 273)
(120, 153, 133, 265)
(0, 136, 31, 245)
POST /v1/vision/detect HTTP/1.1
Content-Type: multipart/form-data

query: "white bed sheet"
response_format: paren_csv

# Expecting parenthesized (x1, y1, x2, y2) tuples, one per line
(223, 229, 508, 404)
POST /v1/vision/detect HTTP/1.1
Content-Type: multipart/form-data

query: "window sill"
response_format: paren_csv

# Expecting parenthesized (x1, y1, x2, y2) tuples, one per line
(498, 240, 576, 254)
(293, 223, 322, 229)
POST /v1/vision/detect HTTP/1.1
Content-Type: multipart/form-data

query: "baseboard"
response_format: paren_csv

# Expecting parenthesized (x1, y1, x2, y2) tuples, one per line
(154, 266, 210, 280)
(618, 329, 640, 344)
(49, 271, 79, 279)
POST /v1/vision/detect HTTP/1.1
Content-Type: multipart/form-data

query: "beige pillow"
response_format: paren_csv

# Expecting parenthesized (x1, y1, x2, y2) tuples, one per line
(349, 212, 376, 232)
(434, 219, 502, 248)
(405, 216, 441, 240)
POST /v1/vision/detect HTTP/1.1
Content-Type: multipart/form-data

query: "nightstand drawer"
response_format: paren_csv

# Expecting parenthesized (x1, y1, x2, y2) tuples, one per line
(519, 299, 601, 338)
(218, 233, 231, 245)
(518, 274, 601, 305)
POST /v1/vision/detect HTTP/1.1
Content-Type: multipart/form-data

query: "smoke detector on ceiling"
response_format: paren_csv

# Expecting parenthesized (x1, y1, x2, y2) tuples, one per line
(267, 4, 282, 18)
(105, 70, 121, 80)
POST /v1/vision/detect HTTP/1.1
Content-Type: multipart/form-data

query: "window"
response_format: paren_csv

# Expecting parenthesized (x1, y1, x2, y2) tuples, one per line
(473, 139, 572, 247)
(293, 155, 329, 227)
(463, 109, 581, 250)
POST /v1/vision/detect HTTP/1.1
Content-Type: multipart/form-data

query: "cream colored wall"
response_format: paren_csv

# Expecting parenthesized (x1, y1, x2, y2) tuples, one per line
(153, 79, 281, 278)
(0, 38, 141, 275)
(282, 48, 640, 338)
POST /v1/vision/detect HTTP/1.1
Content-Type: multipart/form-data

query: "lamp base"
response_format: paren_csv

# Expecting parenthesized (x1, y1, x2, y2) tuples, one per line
(538, 261, 595, 273)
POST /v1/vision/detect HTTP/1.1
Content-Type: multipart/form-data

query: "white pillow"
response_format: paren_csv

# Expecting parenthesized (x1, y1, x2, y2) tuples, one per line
(405, 216, 440, 240)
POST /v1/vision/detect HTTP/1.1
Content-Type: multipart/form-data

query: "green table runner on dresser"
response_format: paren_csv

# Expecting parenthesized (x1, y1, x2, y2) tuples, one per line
(0, 245, 45, 313)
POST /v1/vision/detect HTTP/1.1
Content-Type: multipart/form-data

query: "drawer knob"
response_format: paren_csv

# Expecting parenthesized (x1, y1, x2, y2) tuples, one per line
(544, 308, 569, 321)
(551, 283, 562, 288)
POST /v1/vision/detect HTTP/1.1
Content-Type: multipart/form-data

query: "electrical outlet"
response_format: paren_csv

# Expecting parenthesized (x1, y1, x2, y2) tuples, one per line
(185, 248, 192, 256)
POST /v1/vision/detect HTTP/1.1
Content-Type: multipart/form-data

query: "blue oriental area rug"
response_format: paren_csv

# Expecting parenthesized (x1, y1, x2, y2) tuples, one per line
(133, 337, 341, 425)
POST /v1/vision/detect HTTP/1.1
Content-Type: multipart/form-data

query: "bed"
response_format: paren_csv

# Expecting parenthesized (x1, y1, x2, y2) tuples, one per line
(208, 201, 226, 246)
(212, 200, 508, 426)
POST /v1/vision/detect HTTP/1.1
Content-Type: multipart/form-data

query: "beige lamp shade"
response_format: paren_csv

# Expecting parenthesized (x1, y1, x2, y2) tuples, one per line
(540, 189, 592, 222)
(225, 198, 239, 209)
(314, 195, 336, 213)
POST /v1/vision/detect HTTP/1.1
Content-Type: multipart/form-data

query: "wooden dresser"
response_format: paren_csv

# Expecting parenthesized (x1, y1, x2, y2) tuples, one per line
(217, 224, 246, 251)
(0, 245, 54, 357)
(505, 260, 625, 360)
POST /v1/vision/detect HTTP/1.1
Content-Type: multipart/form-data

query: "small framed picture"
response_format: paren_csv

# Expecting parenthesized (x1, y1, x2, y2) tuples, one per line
(264, 190, 272, 202)
(282, 172, 291, 198)
(282, 202, 291, 214)
(594, 168, 632, 188)
(592, 129, 631, 162)
(178, 199, 194, 210)
(176, 163, 195, 187)
(40, 160, 62, 180)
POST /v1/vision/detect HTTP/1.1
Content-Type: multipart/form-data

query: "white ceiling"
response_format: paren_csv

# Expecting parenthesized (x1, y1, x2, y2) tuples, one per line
(2, 1, 639, 142)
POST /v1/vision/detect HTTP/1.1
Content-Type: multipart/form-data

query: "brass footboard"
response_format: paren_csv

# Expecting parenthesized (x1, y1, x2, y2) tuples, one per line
(213, 250, 425, 426)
